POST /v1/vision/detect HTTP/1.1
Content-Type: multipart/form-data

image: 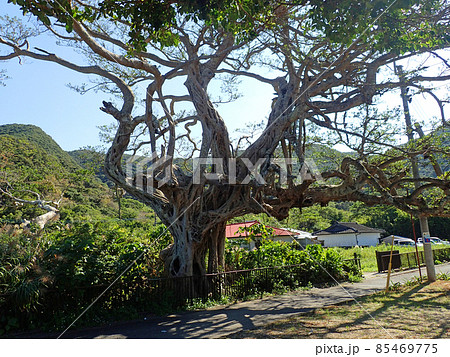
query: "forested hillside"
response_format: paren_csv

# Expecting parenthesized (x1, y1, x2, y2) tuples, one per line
(0, 124, 79, 171)
(0, 124, 155, 224)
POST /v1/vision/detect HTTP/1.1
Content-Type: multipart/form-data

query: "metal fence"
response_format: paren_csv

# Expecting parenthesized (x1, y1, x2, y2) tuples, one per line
(376, 246, 450, 273)
(147, 263, 319, 305)
(151, 256, 360, 304)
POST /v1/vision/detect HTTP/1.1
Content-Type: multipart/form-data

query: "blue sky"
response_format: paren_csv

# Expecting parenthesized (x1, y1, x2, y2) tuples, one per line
(0, 2, 114, 151)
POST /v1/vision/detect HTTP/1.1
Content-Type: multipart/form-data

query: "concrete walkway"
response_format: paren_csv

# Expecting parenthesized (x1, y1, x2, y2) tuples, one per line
(22, 263, 450, 339)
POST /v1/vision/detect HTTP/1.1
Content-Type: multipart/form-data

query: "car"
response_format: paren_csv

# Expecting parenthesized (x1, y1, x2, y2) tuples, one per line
(395, 240, 423, 247)
(393, 238, 417, 246)
(381, 235, 423, 246)
(417, 237, 450, 245)
(431, 237, 450, 245)
(397, 240, 416, 246)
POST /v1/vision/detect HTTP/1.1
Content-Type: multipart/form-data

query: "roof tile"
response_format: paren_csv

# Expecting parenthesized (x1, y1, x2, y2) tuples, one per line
(314, 222, 384, 235)
(225, 220, 296, 238)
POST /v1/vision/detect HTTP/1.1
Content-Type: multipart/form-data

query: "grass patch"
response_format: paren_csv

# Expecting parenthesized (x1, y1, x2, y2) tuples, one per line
(332, 245, 441, 273)
(227, 279, 450, 339)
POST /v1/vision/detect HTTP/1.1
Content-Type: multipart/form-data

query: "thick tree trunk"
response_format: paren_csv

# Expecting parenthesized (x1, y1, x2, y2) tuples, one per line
(207, 222, 227, 273)
(159, 218, 227, 277)
(160, 225, 204, 277)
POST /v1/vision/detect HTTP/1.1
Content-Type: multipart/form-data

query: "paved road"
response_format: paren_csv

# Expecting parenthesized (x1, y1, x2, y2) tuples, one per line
(20, 263, 450, 339)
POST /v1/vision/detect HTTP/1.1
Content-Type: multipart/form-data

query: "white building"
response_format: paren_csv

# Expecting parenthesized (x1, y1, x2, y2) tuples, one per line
(314, 222, 384, 248)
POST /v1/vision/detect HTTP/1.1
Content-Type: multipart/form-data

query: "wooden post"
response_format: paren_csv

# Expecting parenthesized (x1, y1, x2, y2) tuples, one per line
(385, 237, 395, 293)
(410, 213, 422, 281)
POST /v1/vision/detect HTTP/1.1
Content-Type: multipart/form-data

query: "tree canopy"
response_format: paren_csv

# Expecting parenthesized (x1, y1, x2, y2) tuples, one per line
(9, 1, 449, 51)
(2, 0, 450, 276)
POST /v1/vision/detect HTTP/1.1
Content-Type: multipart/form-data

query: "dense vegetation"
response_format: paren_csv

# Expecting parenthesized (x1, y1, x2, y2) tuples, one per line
(0, 124, 79, 171)
(0, 222, 171, 334)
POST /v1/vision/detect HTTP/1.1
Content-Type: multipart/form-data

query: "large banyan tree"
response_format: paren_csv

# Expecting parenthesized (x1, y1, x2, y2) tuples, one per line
(1, 0, 450, 277)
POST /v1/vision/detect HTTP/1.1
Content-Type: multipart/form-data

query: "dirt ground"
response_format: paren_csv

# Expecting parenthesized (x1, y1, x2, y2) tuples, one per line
(227, 280, 450, 339)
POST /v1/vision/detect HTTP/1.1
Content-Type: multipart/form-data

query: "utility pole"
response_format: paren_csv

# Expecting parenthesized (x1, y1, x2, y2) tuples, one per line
(396, 64, 436, 282)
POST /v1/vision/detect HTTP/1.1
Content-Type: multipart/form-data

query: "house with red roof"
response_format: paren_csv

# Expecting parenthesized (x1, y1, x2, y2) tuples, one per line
(226, 220, 317, 249)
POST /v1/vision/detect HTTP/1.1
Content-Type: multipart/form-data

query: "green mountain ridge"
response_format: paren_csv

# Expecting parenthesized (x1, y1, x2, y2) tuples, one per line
(0, 123, 154, 223)
(0, 124, 79, 171)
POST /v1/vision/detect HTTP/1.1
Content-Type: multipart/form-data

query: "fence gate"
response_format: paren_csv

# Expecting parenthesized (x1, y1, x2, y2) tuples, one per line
(376, 250, 401, 273)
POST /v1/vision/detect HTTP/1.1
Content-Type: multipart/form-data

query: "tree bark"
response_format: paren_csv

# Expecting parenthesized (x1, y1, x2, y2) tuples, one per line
(33, 209, 60, 229)
(207, 222, 227, 273)
(159, 216, 227, 277)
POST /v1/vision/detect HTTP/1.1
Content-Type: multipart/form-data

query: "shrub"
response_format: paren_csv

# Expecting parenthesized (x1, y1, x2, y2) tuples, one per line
(0, 222, 172, 334)
(225, 240, 354, 287)
(433, 247, 450, 263)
